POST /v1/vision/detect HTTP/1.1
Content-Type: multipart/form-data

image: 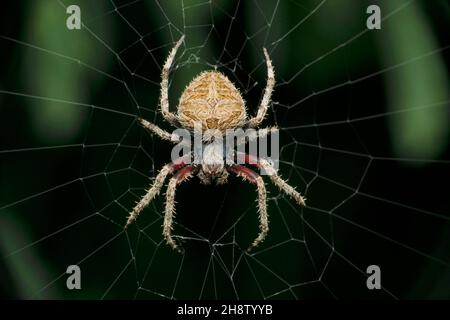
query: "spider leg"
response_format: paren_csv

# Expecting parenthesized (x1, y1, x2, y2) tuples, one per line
(237, 152, 306, 206)
(163, 165, 196, 253)
(125, 156, 189, 228)
(139, 119, 182, 143)
(268, 172, 306, 206)
(229, 165, 269, 251)
(160, 35, 185, 126)
(235, 126, 279, 147)
(246, 48, 275, 128)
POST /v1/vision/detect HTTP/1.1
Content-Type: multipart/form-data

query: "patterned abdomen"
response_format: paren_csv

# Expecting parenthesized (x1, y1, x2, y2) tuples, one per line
(177, 71, 247, 131)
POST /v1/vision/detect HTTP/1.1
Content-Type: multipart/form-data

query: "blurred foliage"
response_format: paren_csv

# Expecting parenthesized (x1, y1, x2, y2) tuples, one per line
(0, 215, 55, 298)
(22, 0, 112, 143)
(379, 0, 449, 163)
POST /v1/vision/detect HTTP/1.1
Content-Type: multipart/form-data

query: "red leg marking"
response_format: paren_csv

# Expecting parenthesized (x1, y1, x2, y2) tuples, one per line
(230, 165, 259, 184)
(169, 154, 192, 172)
(174, 165, 196, 183)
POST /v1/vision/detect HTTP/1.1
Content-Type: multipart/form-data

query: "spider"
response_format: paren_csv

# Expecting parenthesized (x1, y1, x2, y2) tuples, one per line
(126, 36, 305, 252)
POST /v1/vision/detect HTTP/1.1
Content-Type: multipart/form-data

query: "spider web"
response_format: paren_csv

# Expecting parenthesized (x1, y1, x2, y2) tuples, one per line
(0, 0, 449, 299)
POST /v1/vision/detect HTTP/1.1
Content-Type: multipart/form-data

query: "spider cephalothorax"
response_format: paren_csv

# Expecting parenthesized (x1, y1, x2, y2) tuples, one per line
(126, 36, 305, 252)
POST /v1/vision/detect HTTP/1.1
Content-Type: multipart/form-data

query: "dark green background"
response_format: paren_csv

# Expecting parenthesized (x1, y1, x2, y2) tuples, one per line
(0, 0, 449, 299)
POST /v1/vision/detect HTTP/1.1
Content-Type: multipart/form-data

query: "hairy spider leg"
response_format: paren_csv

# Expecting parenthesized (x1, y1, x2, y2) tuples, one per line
(125, 155, 191, 227)
(160, 36, 185, 126)
(164, 165, 198, 252)
(237, 152, 306, 206)
(229, 165, 269, 250)
(246, 48, 275, 128)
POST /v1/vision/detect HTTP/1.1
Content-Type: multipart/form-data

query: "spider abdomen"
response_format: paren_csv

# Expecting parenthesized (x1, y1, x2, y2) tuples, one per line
(178, 71, 247, 131)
